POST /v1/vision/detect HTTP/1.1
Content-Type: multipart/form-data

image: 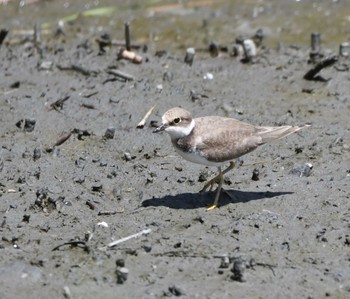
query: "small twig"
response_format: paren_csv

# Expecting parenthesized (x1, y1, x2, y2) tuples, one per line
(80, 103, 96, 109)
(52, 240, 89, 253)
(34, 23, 43, 58)
(81, 91, 98, 98)
(98, 208, 124, 216)
(124, 22, 131, 51)
(34, 23, 41, 44)
(1, 89, 18, 96)
(137, 104, 156, 129)
(151, 250, 210, 258)
(48, 95, 70, 111)
(311, 32, 321, 53)
(111, 40, 143, 50)
(57, 64, 95, 76)
(304, 55, 338, 81)
(108, 228, 151, 248)
(107, 69, 135, 81)
(53, 131, 72, 146)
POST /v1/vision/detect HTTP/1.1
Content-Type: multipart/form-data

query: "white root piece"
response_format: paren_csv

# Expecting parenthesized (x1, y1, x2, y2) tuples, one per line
(137, 104, 156, 129)
(108, 228, 152, 248)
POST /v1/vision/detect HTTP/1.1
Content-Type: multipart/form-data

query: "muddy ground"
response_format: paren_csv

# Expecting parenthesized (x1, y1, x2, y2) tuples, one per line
(1, 1, 350, 299)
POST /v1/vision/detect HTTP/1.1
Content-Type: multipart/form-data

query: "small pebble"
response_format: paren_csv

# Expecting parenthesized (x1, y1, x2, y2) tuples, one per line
(168, 285, 185, 296)
(209, 41, 220, 57)
(22, 214, 30, 223)
(251, 168, 259, 181)
(253, 28, 264, 46)
(289, 163, 313, 177)
(143, 244, 152, 253)
(231, 44, 244, 57)
(116, 259, 125, 267)
(97, 221, 109, 228)
(220, 256, 230, 268)
(33, 147, 42, 160)
(189, 90, 201, 102)
(184, 47, 195, 66)
(63, 200, 72, 206)
(38, 61, 53, 71)
(156, 84, 163, 92)
(124, 152, 132, 161)
(231, 257, 246, 282)
(146, 175, 154, 184)
(74, 176, 85, 184)
(104, 127, 115, 139)
(86, 201, 95, 210)
(91, 184, 103, 192)
(75, 158, 86, 169)
(242, 39, 257, 62)
(339, 42, 350, 57)
(203, 73, 214, 80)
(99, 160, 108, 167)
(63, 286, 72, 299)
(17, 176, 26, 184)
(177, 177, 186, 183)
(198, 171, 208, 182)
(295, 146, 304, 154)
(112, 188, 123, 200)
(15, 119, 36, 132)
(163, 71, 173, 82)
(10, 81, 20, 89)
(281, 241, 290, 251)
(52, 147, 60, 157)
(116, 267, 129, 284)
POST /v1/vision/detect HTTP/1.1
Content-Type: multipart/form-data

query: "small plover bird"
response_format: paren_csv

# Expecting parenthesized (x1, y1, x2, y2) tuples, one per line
(154, 107, 307, 210)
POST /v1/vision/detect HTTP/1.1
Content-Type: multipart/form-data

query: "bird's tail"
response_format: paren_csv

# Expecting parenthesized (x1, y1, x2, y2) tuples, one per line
(257, 125, 309, 144)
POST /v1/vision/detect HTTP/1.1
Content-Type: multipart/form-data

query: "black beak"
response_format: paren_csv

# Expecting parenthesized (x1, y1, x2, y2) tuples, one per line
(153, 123, 167, 133)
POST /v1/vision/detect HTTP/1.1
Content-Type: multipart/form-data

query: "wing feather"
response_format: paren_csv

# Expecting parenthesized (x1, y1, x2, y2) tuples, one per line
(191, 116, 262, 162)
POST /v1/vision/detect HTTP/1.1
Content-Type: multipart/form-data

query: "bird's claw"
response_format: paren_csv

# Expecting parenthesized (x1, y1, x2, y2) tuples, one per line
(206, 204, 217, 211)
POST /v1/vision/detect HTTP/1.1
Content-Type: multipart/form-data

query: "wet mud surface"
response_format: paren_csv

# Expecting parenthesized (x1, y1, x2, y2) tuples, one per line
(1, 1, 350, 298)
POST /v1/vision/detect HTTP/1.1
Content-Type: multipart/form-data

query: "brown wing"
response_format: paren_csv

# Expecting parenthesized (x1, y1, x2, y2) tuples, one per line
(190, 116, 263, 162)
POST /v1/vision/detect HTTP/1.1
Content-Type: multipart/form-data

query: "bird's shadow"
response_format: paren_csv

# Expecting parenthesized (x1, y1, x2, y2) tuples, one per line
(142, 189, 293, 210)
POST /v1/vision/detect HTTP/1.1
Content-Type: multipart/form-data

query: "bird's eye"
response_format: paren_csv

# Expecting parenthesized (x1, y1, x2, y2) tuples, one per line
(173, 117, 181, 124)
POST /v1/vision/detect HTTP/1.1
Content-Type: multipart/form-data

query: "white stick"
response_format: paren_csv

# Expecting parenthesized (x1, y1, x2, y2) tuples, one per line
(136, 104, 156, 128)
(108, 228, 152, 248)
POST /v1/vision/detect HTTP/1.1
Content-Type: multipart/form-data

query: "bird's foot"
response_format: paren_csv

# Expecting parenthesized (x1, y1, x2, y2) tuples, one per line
(206, 188, 236, 211)
(206, 204, 217, 211)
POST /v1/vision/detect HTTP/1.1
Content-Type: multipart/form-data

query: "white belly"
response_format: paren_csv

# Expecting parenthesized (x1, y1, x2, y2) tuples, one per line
(174, 146, 227, 167)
